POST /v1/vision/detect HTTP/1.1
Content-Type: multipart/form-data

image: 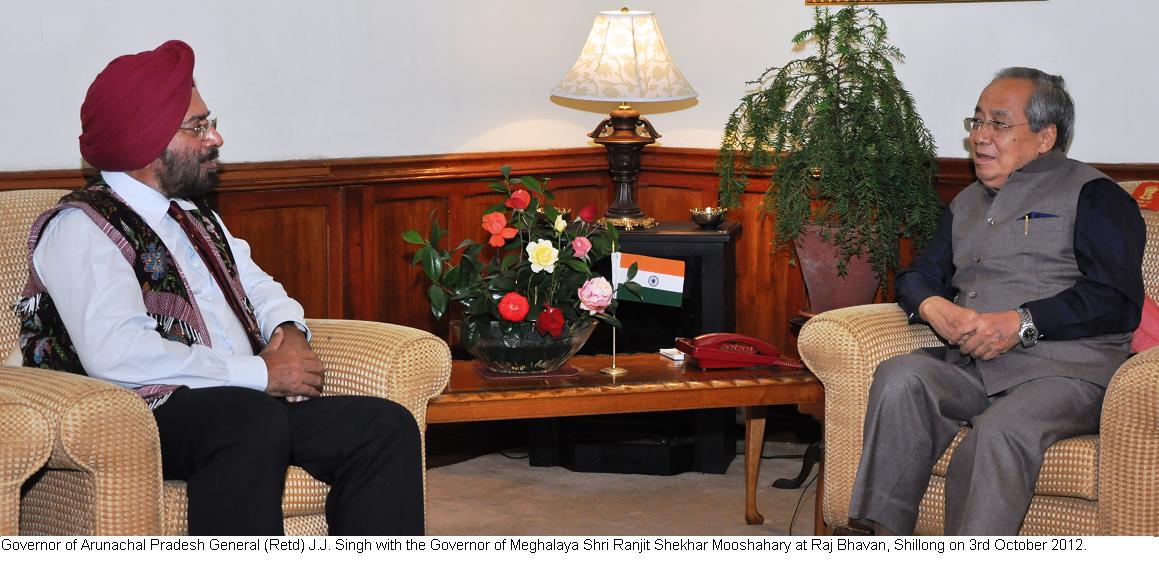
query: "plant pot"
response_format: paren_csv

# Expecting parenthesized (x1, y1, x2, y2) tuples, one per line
(794, 224, 879, 315)
(455, 319, 598, 374)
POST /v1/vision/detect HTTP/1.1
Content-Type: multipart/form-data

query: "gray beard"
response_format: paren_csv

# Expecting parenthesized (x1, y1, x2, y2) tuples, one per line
(158, 148, 219, 200)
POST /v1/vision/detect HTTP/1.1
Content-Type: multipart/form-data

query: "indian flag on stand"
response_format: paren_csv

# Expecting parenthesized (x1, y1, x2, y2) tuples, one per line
(612, 252, 685, 307)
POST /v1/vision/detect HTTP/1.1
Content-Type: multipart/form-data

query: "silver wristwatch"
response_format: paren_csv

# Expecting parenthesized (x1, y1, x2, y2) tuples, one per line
(1017, 307, 1039, 347)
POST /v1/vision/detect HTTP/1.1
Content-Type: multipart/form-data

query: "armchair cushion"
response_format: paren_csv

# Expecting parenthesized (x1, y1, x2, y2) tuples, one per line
(931, 430, 1098, 501)
(1130, 295, 1159, 353)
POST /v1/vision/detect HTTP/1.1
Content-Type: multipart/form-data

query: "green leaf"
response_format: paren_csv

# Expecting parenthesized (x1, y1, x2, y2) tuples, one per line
(443, 265, 462, 288)
(606, 222, 620, 243)
(400, 230, 426, 245)
(461, 322, 480, 348)
(500, 165, 512, 179)
(564, 259, 589, 274)
(594, 313, 623, 329)
(465, 243, 484, 259)
(421, 247, 442, 281)
(430, 216, 446, 245)
(590, 233, 612, 253)
(491, 276, 517, 291)
(468, 296, 490, 316)
(520, 176, 542, 193)
(627, 262, 639, 281)
(428, 285, 447, 320)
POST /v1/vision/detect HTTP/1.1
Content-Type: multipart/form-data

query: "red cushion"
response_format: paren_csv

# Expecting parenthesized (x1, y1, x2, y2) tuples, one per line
(1131, 295, 1159, 353)
(1129, 181, 1159, 210)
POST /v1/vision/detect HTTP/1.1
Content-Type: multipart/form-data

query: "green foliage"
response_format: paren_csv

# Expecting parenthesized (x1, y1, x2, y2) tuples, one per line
(404, 167, 637, 335)
(716, 5, 942, 283)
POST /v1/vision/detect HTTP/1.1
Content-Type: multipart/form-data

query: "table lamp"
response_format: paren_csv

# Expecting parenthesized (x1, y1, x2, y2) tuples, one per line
(551, 7, 697, 229)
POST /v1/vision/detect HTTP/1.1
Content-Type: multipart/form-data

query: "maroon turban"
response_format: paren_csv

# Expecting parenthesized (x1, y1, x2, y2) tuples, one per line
(79, 40, 195, 171)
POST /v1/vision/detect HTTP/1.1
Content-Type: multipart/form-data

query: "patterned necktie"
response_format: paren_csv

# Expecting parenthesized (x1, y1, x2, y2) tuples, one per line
(167, 201, 264, 354)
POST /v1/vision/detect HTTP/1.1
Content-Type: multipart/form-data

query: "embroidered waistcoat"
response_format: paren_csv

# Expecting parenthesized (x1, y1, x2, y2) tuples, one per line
(14, 178, 259, 406)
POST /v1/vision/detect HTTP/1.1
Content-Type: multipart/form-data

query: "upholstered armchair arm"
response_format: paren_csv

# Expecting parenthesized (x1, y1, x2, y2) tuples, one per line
(303, 319, 451, 508)
(1097, 346, 1159, 535)
(0, 366, 162, 535)
(306, 319, 451, 430)
(796, 303, 945, 529)
(0, 386, 53, 535)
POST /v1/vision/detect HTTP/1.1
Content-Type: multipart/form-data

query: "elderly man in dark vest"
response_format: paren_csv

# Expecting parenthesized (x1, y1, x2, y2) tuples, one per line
(14, 40, 424, 535)
(848, 67, 1145, 535)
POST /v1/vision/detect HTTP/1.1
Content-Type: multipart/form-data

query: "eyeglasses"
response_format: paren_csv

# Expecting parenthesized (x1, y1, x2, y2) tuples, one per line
(178, 118, 219, 140)
(963, 117, 1027, 134)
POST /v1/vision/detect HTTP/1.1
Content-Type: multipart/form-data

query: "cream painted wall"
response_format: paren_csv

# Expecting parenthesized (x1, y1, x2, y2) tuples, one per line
(1, 0, 1155, 171)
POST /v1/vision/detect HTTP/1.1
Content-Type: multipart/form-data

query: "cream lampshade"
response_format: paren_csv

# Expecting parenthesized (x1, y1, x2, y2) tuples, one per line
(551, 8, 697, 229)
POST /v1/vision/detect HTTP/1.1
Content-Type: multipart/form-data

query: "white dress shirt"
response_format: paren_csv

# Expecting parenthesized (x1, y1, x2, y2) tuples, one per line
(32, 171, 307, 392)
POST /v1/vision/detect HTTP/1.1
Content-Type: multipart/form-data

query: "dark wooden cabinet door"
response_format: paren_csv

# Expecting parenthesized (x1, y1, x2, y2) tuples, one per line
(213, 187, 344, 319)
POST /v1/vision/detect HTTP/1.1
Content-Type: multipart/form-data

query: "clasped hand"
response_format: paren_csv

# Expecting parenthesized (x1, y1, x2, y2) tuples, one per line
(259, 324, 325, 398)
(918, 297, 1021, 361)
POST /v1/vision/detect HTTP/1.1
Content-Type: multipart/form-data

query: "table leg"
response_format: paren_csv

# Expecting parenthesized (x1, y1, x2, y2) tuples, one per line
(744, 405, 767, 525)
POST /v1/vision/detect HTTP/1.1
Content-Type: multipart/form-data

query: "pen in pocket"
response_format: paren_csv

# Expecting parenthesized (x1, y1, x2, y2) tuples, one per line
(1022, 211, 1058, 235)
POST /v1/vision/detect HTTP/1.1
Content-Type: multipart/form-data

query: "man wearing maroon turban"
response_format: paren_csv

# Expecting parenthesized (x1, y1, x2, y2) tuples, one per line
(18, 40, 424, 535)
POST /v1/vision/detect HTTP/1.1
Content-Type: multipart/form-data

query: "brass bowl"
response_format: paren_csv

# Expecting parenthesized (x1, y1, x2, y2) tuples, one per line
(690, 207, 728, 229)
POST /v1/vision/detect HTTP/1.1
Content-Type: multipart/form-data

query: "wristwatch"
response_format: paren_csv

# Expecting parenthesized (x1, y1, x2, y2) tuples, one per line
(1016, 307, 1039, 347)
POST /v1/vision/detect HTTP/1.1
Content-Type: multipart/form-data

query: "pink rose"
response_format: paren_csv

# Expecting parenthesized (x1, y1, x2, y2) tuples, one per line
(578, 277, 614, 315)
(505, 189, 531, 210)
(572, 236, 592, 259)
(498, 292, 530, 322)
(578, 203, 600, 224)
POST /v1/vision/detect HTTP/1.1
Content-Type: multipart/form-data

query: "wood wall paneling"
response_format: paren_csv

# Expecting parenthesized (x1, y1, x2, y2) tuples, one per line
(366, 188, 450, 335)
(214, 187, 344, 319)
(5, 149, 1159, 360)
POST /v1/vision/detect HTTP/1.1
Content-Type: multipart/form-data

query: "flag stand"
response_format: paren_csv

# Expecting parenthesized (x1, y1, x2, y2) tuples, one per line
(600, 327, 628, 377)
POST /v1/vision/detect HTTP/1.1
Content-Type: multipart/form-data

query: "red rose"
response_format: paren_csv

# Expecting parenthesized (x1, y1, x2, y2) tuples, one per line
(505, 189, 531, 210)
(535, 305, 565, 337)
(498, 292, 530, 322)
(578, 202, 600, 223)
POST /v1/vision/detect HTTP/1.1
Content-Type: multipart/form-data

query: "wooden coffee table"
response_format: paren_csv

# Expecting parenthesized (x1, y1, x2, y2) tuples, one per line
(427, 353, 824, 527)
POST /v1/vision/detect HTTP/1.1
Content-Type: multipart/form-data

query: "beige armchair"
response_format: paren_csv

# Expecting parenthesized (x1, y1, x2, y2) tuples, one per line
(0, 188, 451, 535)
(798, 181, 1159, 536)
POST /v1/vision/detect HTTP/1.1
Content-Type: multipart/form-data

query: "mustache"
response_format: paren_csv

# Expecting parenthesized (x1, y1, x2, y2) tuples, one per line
(201, 148, 220, 163)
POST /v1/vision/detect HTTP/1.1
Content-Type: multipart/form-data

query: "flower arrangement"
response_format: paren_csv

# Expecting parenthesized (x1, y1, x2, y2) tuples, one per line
(403, 167, 640, 350)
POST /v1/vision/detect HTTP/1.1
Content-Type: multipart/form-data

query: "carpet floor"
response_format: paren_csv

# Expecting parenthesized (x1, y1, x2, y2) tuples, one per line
(425, 441, 818, 536)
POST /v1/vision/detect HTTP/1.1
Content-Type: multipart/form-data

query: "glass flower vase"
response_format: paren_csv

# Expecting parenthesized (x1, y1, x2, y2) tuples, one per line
(455, 319, 597, 374)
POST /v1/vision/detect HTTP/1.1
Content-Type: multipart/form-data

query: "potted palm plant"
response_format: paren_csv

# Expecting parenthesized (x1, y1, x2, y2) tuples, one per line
(716, 5, 941, 312)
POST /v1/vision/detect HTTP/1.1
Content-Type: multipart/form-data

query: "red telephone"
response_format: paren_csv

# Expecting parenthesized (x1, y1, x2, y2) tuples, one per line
(675, 333, 804, 370)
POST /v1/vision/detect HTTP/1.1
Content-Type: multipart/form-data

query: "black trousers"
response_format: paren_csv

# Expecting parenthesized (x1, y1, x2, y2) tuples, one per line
(152, 386, 424, 535)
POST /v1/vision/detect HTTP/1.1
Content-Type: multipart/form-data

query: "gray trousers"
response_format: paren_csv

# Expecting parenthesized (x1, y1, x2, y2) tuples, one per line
(848, 349, 1105, 535)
